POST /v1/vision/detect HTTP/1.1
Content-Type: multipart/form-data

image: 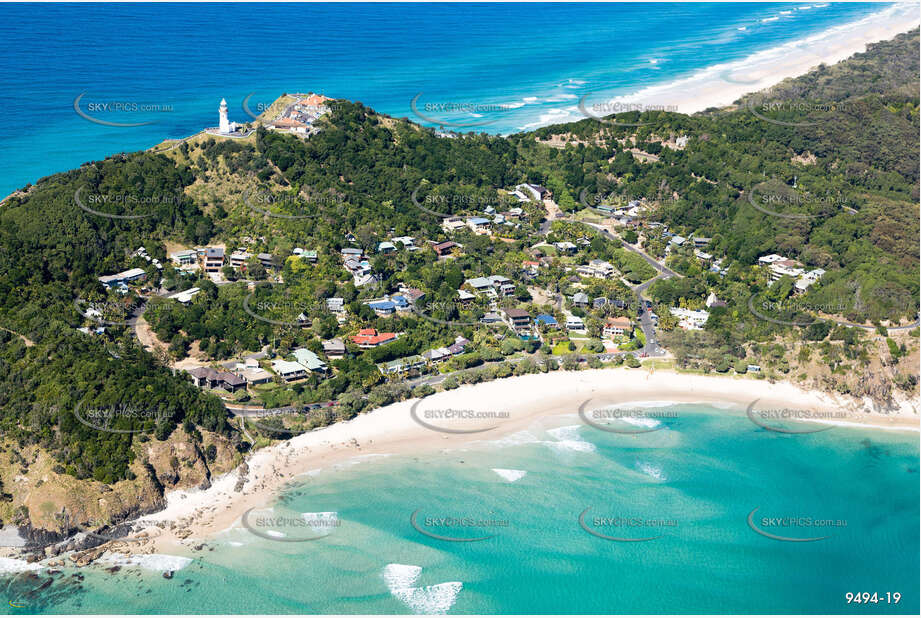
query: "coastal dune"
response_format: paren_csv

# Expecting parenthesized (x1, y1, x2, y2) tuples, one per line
(142, 368, 918, 555)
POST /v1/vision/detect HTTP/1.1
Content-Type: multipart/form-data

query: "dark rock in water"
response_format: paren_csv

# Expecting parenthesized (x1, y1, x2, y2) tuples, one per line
(163, 570, 174, 579)
(105, 565, 121, 574)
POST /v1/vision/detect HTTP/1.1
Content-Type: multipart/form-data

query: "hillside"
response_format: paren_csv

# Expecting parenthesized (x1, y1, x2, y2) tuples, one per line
(0, 29, 917, 551)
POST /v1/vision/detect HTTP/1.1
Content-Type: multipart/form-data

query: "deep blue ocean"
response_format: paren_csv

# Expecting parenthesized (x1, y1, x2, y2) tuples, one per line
(0, 2, 903, 198)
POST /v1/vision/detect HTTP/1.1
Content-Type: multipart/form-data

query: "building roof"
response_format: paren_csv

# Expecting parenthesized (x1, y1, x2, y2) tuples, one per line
(271, 359, 308, 375)
(605, 316, 633, 329)
(292, 348, 327, 370)
(206, 247, 224, 258)
(351, 329, 397, 346)
(503, 308, 530, 319)
(535, 314, 558, 325)
(322, 338, 346, 351)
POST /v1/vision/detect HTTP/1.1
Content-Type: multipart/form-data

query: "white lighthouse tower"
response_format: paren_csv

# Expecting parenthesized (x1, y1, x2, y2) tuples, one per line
(218, 98, 231, 134)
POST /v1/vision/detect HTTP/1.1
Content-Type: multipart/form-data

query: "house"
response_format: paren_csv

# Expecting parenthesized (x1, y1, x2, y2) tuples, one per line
(758, 254, 787, 265)
(432, 240, 458, 257)
(535, 314, 559, 329)
(322, 338, 346, 359)
(271, 359, 309, 382)
(565, 315, 586, 331)
(378, 355, 426, 376)
(794, 268, 826, 294)
(465, 275, 515, 298)
(769, 261, 804, 282)
(301, 250, 318, 263)
(170, 250, 198, 266)
(669, 307, 710, 330)
(511, 189, 530, 203)
(187, 367, 246, 392)
(399, 287, 425, 305)
(391, 295, 410, 311)
(502, 308, 531, 333)
(577, 259, 615, 279)
(602, 317, 634, 338)
(201, 248, 223, 273)
(516, 183, 551, 201)
(229, 250, 251, 269)
(466, 217, 491, 234)
(292, 348, 328, 374)
(257, 253, 275, 268)
(392, 236, 416, 250)
(457, 289, 476, 307)
(669, 235, 687, 248)
(747, 364, 762, 373)
(441, 217, 467, 232)
(366, 299, 396, 316)
(377, 241, 396, 254)
(341, 247, 363, 259)
(481, 311, 503, 324)
(422, 347, 452, 364)
(168, 287, 201, 304)
(99, 268, 146, 289)
(447, 336, 470, 355)
(241, 367, 273, 385)
(694, 249, 713, 263)
(593, 297, 608, 309)
(572, 292, 589, 308)
(692, 237, 711, 248)
(326, 297, 345, 314)
(554, 241, 577, 254)
(351, 328, 397, 349)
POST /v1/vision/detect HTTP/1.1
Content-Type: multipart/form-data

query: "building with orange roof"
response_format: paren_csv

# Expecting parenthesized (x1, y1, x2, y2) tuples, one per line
(351, 328, 398, 349)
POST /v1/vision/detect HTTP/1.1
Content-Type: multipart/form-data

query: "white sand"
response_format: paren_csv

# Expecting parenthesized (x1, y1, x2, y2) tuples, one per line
(138, 368, 917, 554)
(520, 3, 920, 130)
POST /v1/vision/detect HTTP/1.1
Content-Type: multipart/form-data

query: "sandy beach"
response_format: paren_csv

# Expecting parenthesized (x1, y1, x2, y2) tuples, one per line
(550, 3, 920, 130)
(111, 368, 918, 559)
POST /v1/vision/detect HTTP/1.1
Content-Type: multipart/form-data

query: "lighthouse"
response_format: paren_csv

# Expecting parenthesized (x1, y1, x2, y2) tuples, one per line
(219, 98, 230, 134)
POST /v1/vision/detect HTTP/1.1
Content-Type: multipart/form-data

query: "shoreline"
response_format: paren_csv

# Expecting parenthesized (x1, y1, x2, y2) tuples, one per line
(115, 368, 919, 560)
(517, 3, 920, 130)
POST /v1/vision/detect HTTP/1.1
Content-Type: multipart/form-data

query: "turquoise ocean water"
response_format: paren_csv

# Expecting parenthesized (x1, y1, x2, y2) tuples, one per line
(3, 405, 918, 614)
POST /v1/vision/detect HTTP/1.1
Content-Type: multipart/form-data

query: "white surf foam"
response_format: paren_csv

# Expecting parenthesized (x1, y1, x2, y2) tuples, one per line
(391, 582, 463, 614)
(492, 468, 527, 482)
(0, 557, 44, 574)
(382, 564, 462, 613)
(637, 461, 667, 481)
(546, 425, 597, 453)
(620, 416, 663, 429)
(99, 553, 193, 572)
(382, 563, 422, 590)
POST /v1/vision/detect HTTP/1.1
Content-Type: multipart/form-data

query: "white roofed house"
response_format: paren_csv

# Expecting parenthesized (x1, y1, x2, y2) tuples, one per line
(229, 250, 251, 269)
(271, 359, 309, 382)
(292, 348, 328, 375)
(466, 217, 492, 235)
(441, 217, 467, 232)
(98, 267, 146, 289)
(794, 268, 826, 294)
(768, 260, 804, 282)
(168, 287, 201, 304)
(669, 307, 710, 330)
(170, 249, 198, 266)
